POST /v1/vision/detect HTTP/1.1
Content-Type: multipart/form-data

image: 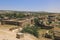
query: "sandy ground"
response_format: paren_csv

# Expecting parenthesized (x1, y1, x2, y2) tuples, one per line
(0, 30, 37, 40)
(20, 33, 38, 40)
(0, 24, 60, 40)
(0, 30, 18, 40)
(0, 25, 38, 40)
(0, 24, 21, 40)
(0, 25, 19, 40)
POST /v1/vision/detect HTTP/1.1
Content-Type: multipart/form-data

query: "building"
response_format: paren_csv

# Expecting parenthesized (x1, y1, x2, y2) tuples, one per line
(1, 17, 34, 27)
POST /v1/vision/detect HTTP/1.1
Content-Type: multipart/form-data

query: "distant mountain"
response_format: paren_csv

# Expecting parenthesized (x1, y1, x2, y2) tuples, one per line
(0, 10, 59, 14)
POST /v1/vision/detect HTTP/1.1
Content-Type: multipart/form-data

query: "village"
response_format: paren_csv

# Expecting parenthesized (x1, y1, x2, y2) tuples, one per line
(0, 12, 60, 40)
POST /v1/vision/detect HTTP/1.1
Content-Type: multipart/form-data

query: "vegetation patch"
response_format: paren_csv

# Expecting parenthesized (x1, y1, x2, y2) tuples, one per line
(21, 26, 39, 38)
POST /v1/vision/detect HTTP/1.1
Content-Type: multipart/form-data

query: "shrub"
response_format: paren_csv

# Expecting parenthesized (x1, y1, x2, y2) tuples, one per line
(21, 26, 39, 38)
(34, 18, 40, 26)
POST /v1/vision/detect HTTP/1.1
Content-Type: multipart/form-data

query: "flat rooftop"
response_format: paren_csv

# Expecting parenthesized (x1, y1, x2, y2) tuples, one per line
(2, 18, 27, 23)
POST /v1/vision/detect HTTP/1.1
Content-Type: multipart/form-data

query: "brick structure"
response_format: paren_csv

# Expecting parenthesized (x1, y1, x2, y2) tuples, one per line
(1, 17, 34, 27)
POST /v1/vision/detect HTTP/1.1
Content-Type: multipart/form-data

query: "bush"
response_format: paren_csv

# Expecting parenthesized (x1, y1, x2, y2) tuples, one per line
(34, 18, 40, 26)
(21, 26, 39, 38)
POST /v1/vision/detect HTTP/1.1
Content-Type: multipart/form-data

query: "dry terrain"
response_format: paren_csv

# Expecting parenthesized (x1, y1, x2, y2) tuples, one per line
(0, 25, 19, 40)
(0, 25, 37, 40)
(0, 24, 60, 40)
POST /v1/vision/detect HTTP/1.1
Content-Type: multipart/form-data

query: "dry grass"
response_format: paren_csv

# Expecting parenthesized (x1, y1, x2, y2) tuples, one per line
(38, 29, 52, 40)
(0, 24, 18, 30)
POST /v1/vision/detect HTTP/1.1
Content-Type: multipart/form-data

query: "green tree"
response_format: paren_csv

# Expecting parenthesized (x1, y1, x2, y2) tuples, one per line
(0, 15, 4, 18)
(21, 26, 39, 38)
(34, 18, 40, 26)
(16, 13, 25, 18)
(13, 13, 16, 18)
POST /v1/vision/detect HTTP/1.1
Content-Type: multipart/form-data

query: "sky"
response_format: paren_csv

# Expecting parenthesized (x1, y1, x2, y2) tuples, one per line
(0, 0, 60, 12)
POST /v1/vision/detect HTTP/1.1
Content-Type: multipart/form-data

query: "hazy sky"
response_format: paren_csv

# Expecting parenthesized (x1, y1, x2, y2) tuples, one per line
(0, 0, 60, 12)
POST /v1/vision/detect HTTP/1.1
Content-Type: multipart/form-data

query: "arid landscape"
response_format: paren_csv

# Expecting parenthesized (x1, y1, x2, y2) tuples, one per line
(0, 11, 60, 40)
(0, 0, 60, 40)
